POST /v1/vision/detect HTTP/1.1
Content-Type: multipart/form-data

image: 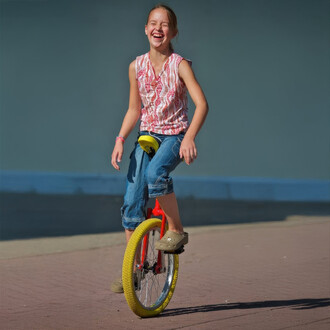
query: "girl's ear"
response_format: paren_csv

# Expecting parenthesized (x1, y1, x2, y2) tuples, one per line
(145, 25, 148, 35)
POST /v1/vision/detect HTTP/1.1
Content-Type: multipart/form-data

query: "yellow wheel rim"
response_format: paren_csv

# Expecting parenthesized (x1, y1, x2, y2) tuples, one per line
(138, 135, 159, 155)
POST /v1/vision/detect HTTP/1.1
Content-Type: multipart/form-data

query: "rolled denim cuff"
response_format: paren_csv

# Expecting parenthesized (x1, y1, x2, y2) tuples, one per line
(122, 216, 144, 230)
(148, 180, 174, 198)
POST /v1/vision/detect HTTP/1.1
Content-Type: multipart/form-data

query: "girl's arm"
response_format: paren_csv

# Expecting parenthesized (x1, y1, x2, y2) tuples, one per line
(111, 60, 141, 170)
(179, 60, 209, 165)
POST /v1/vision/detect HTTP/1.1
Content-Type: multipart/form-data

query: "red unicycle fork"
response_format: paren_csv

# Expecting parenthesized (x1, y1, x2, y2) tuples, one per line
(139, 199, 166, 274)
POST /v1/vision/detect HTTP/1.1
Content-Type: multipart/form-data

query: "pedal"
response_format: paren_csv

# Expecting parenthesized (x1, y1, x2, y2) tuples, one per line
(164, 245, 185, 255)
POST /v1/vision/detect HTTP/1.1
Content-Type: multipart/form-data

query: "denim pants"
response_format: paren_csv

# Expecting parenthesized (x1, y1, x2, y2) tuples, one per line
(121, 131, 184, 230)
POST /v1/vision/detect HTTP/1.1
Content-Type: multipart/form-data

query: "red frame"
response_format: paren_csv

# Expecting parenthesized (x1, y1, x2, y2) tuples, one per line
(138, 199, 166, 274)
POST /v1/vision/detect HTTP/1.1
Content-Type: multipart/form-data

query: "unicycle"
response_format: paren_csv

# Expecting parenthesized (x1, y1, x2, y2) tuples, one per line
(122, 135, 183, 318)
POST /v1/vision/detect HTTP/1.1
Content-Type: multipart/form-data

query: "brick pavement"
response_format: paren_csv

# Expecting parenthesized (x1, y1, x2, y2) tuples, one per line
(1, 216, 329, 329)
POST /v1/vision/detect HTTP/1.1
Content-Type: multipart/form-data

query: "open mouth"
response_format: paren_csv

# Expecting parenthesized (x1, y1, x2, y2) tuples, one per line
(152, 33, 164, 39)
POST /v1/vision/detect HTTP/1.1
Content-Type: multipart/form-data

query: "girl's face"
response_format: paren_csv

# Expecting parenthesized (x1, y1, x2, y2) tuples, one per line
(145, 8, 177, 51)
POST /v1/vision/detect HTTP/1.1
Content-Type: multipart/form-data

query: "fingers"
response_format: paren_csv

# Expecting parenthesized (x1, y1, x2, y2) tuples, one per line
(179, 149, 183, 160)
(116, 153, 122, 164)
(111, 155, 119, 170)
(111, 150, 123, 171)
(111, 141, 124, 170)
(186, 148, 197, 165)
(180, 145, 197, 165)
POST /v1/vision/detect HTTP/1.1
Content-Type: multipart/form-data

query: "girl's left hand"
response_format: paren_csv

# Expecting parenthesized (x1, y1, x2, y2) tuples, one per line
(179, 136, 197, 165)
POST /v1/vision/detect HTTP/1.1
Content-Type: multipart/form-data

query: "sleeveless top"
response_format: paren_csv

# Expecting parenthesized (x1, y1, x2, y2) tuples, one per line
(135, 52, 190, 135)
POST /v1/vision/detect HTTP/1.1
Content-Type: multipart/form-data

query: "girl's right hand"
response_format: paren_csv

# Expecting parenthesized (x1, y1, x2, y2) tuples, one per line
(111, 140, 124, 171)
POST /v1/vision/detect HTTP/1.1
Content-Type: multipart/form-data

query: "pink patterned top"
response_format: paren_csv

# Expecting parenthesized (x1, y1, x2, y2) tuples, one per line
(136, 52, 190, 135)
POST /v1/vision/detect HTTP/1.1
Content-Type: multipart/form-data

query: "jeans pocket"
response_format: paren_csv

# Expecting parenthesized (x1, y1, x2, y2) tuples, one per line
(171, 134, 184, 157)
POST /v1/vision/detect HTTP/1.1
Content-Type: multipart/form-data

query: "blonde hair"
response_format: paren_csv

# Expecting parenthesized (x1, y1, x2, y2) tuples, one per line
(146, 4, 178, 52)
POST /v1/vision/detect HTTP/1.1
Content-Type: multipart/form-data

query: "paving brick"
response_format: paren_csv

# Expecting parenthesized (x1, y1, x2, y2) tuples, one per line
(0, 216, 329, 329)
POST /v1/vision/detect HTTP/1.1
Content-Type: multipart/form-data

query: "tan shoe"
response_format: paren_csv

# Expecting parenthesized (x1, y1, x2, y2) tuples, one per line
(155, 231, 188, 252)
(110, 276, 124, 293)
(110, 273, 139, 293)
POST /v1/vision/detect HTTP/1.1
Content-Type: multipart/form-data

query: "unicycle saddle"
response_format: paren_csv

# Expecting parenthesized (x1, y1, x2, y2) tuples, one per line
(138, 135, 160, 157)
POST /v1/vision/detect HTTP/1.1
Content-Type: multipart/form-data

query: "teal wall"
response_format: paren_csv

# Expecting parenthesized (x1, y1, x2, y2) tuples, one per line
(1, 0, 330, 183)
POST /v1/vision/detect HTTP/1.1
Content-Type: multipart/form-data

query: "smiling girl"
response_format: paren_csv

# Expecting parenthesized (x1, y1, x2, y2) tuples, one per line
(111, 4, 208, 293)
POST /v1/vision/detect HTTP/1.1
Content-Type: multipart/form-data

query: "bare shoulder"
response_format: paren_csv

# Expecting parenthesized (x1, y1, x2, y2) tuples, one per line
(128, 60, 137, 79)
(179, 59, 196, 81)
(179, 59, 192, 71)
(129, 59, 136, 69)
(129, 60, 136, 72)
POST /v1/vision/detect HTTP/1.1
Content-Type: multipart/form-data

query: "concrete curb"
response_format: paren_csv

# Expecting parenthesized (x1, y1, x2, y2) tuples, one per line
(1, 215, 328, 260)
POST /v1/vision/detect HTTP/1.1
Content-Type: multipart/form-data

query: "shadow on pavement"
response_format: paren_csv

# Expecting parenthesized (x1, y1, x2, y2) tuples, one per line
(160, 298, 330, 317)
(1, 192, 330, 240)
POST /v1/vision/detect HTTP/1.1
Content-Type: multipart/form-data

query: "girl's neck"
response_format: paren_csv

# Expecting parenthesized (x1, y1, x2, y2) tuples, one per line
(149, 48, 173, 65)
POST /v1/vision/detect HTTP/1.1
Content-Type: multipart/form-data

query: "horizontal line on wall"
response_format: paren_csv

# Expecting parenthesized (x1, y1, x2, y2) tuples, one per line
(0, 170, 329, 202)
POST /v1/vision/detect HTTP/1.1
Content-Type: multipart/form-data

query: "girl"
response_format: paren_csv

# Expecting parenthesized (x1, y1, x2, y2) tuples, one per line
(111, 4, 208, 293)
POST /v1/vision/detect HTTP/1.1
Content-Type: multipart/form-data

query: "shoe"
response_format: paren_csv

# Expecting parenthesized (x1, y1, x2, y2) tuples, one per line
(111, 276, 124, 293)
(155, 231, 188, 252)
(110, 273, 139, 294)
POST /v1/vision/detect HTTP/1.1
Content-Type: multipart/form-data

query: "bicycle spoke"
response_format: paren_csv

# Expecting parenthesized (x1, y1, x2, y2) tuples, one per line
(144, 277, 149, 306)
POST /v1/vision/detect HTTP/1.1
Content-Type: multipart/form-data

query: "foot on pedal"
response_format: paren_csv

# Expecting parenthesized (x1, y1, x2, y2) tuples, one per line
(155, 231, 188, 252)
(164, 245, 185, 254)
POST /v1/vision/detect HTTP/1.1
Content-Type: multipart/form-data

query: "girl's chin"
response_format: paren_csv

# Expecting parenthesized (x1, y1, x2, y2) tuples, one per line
(149, 36, 167, 47)
(151, 39, 163, 46)
(150, 40, 170, 50)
